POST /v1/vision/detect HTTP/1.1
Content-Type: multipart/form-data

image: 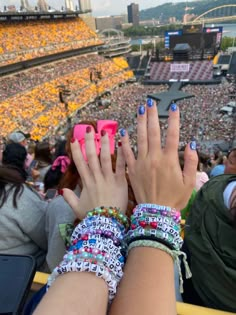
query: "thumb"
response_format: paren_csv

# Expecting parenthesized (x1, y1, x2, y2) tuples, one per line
(62, 188, 81, 219)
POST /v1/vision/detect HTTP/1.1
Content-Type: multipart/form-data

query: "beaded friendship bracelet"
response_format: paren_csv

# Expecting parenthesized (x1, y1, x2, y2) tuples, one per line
(48, 261, 119, 300)
(126, 204, 191, 293)
(69, 237, 125, 260)
(133, 204, 181, 224)
(47, 206, 128, 302)
(126, 204, 183, 251)
(87, 206, 129, 229)
(126, 229, 182, 250)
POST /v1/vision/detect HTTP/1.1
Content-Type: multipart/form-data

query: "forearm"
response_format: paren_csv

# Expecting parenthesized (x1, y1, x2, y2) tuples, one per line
(110, 247, 176, 315)
(34, 272, 108, 315)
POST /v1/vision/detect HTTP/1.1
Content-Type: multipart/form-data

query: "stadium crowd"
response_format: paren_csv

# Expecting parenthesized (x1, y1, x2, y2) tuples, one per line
(0, 18, 103, 66)
(0, 55, 133, 139)
(71, 81, 235, 153)
(0, 14, 236, 315)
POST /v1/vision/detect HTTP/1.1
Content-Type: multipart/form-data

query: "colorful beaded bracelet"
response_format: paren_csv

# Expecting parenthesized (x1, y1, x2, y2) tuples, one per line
(133, 204, 181, 224)
(87, 206, 129, 229)
(68, 239, 125, 262)
(81, 216, 126, 232)
(126, 226, 183, 250)
(130, 217, 180, 231)
(62, 254, 124, 279)
(74, 220, 126, 239)
(131, 212, 181, 225)
(48, 261, 120, 301)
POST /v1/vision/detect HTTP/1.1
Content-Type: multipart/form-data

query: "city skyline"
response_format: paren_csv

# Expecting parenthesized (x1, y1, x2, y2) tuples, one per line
(1, 0, 188, 15)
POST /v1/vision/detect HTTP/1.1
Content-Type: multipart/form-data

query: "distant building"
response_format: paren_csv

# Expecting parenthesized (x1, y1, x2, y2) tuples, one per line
(7, 5, 16, 12)
(37, 0, 48, 11)
(96, 15, 127, 31)
(96, 17, 113, 31)
(127, 3, 139, 26)
(121, 23, 133, 30)
(20, 0, 30, 10)
(169, 17, 176, 24)
(79, 0, 92, 12)
(183, 14, 195, 23)
(65, 0, 74, 11)
(81, 15, 96, 32)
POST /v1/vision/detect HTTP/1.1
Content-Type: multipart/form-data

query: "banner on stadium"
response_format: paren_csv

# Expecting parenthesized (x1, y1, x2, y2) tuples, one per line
(170, 64, 190, 72)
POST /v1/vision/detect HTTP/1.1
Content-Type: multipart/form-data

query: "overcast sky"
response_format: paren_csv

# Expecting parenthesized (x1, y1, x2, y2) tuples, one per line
(1, 0, 187, 15)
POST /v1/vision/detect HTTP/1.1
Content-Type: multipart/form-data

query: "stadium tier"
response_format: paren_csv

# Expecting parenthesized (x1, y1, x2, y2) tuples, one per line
(0, 18, 103, 66)
(149, 61, 213, 81)
(0, 54, 133, 139)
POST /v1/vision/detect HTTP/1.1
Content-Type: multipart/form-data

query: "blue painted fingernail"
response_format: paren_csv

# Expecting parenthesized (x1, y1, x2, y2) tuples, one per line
(138, 105, 145, 115)
(147, 98, 154, 107)
(170, 103, 177, 112)
(190, 141, 197, 150)
(119, 128, 126, 137)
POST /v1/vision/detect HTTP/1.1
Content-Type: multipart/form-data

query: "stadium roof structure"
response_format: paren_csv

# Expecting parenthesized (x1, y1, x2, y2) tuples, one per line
(147, 82, 195, 118)
(0, 10, 91, 21)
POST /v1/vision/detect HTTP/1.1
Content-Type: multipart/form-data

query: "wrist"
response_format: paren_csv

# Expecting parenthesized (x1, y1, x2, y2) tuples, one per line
(48, 206, 128, 302)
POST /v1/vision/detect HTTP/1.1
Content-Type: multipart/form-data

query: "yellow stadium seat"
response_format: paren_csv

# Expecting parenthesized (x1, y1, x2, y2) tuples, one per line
(180, 219, 186, 239)
(31, 273, 234, 314)
(31, 271, 49, 291)
(176, 302, 235, 315)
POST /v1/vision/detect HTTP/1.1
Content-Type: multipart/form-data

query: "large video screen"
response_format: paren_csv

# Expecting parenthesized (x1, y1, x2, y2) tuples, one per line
(170, 33, 217, 50)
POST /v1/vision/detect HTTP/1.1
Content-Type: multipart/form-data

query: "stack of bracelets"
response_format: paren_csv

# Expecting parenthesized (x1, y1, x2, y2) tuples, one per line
(47, 207, 128, 302)
(48, 204, 191, 301)
(125, 204, 191, 292)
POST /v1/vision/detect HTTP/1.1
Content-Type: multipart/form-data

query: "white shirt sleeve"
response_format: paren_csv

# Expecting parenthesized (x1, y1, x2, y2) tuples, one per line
(223, 181, 236, 209)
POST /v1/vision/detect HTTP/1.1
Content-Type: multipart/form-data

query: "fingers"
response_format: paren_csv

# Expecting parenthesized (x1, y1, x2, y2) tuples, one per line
(182, 141, 198, 188)
(120, 129, 135, 171)
(100, 131, 113, 176)
(147, 100, 161, 157)
(85, 127, 102, 177)
(63, 188, 81, 219)
(115, 141, 126, 177)
(71, 139, 91, 184)
(137, 104, 147, 158)
(165, 104, 180, 155)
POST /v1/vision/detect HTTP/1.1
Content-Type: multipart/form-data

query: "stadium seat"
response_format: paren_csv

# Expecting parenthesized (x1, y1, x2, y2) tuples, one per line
(31, 272, 234, 314)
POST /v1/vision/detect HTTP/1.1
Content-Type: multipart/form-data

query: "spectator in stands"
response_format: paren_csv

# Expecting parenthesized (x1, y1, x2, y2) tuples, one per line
(8, 131, 28, 147)
(183, 173, 236, 313)
(43, 155, 70, 194)
(210, 155, 225, 177)
(0, 143, 48, 270)
(195, 151, 209, 191)
(8, 131, 33, 169)
(179, 151, 197, 219)
(43, 139, 69, 194)
(31, 142, 53, 183)
(224, 148, 236, 175)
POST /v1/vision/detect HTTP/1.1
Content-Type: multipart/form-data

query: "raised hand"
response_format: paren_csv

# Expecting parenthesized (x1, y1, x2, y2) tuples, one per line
(120, 100, 198, 210)
(63, 126, 128, 219)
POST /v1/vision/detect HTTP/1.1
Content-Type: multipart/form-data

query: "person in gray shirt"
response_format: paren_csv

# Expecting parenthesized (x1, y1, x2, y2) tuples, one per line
(0, 143, 48, 271)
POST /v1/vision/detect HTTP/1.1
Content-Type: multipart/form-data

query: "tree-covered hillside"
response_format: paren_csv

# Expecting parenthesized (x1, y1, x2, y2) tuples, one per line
(140, 0, 236, 21)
